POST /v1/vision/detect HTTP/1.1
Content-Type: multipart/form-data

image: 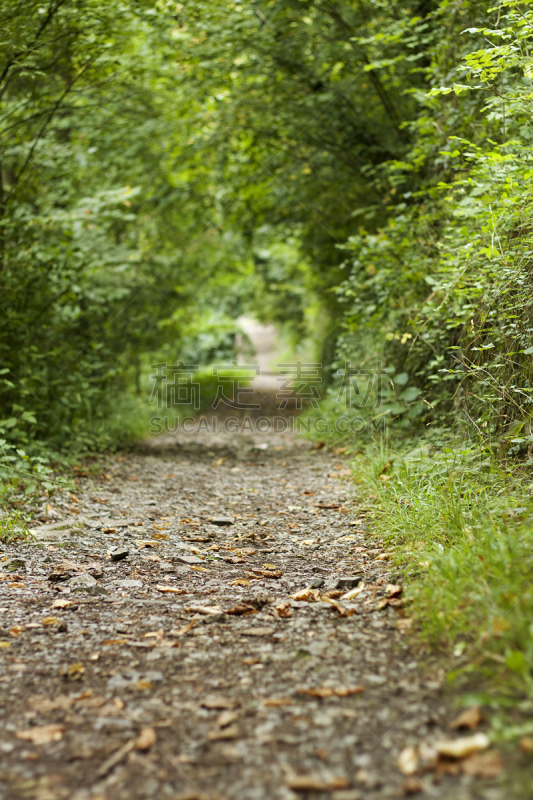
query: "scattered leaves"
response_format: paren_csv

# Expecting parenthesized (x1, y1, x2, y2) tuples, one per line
(15, 724, 65, 745)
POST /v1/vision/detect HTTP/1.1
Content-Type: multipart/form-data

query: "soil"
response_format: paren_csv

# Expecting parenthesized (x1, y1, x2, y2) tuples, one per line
(0, 397, 510, 800)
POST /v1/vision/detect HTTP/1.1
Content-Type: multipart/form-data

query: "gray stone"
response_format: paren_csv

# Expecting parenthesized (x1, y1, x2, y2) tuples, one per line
(172, 554, 203, 565)
(110, 548, 129, 562)
(65, 573, 97, 591)
(112, 579, 143, 589)
(335, 576, 362, 590)
(210, 516, 235, 526)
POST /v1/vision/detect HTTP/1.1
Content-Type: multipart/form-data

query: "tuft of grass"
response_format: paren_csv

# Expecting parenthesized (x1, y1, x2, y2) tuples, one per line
(352, 439, 533, 695)
(0, 510, 32, 544)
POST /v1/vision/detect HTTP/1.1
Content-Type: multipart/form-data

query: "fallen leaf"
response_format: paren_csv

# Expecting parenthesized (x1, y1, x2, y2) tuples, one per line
(102, 639, 128, 646)
(216, 710, 238, 728)
(9, 582, 26, 589)
(189, 565, 209, 572)
(9, 626, 24, 637)
(263, 563, 277, 569)
(273, 602, 292, 618)
(0, 641, 11, 648)
(263, 697, 293, 707)
(460, 750, 502, 777)
(42, 617, 59, 627)
(398, 746, 419, 775)
(435, 733, 490, 759)
(449, 706, 482, 731)
(208, 725, 239, 741)
(230, 578, 250, 587)
(167, 620, 196, 639)
(519, 736, 533, 753)
(286, 776, 349, 791)
(135, 727, 157, 750)
(225, 603, 258, 616)
(290, 588, 321, 602)
(342, 583, 366, 600)
(155, 585, 187, 594)
(201, 696, 238, 710)
(28, 695, 74, 713)
(60, 663, 85, 681)
(385, 583, 402, 597)
(185, 605, 221, 615)
(134, 540, 159, 549)
(50, 598, 72, 609)
(136, 680, 153, 691)
(151, 533, 169, 540)
(15, 724, 65, 745)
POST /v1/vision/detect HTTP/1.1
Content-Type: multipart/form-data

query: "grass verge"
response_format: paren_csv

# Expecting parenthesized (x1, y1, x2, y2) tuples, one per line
(351, 437, 533, 701)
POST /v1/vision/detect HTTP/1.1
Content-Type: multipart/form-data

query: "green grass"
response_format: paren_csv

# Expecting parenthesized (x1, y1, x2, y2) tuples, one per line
(351, 438, 533, 697)
(0, 510, 32, 544)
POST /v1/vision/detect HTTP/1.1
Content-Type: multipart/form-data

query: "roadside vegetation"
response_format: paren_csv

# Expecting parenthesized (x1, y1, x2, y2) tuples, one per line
(2, 0, 533, 704)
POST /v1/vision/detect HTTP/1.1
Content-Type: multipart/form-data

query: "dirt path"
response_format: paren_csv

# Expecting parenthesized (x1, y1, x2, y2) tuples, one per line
(0, 400, 498, 800)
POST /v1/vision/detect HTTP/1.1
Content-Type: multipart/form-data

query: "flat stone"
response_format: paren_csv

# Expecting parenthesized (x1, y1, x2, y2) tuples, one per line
(112, 579, 143, 589)
(172, 554, 204, 565)
(65, 573, 97, 591)
(110, 548, 129, 562)
(210, 516, 235, 526)
(335, 576, 362, 590)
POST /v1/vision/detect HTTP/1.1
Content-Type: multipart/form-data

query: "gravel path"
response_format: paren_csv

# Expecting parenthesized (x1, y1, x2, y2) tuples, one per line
(0, 405, 503, 800)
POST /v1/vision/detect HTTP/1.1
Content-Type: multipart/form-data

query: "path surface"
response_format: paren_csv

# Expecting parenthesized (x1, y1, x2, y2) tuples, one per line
(1, 403, 500, 800)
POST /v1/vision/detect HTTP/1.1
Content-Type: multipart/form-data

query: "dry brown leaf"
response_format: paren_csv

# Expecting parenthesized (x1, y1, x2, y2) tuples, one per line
(151, 533, 169, 540)
(208, 725, 239, 741)
(225, 603, 258, 616)
(135, 727, 157, 750)
(216, 710, 238, 728)
(273, 602, 292, 618)
(290, 588, 321, 602)
(460, 750, 502, 777)
(201, 696, 238, 710)
(59, 662, 84, 681)
(449, 706, 483, 731)
(102, 639, 128, 646)
(155, 585, 187, 594)
(27, 695, 74, 714)
(15, 724, 65, 745)
(286, 776, 349, 791)
(263, 697, 293, 707)
(385, 583, 402, 597)
(169, 619, 197, 637)
(435, 733, 489, 759)
(9, 582, 26, 589)
(398, 746, 419, 776)
(50, 598, 72, 609)
(230, 578, 250, 587)
(185, 605, 221, 615)
(42, 616, 59, 627)
(9, 626, 23, 637)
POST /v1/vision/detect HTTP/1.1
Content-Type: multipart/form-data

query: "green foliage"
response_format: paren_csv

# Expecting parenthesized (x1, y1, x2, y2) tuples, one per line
(0, 510, 32, 543)
(352, 439, 533, 692)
